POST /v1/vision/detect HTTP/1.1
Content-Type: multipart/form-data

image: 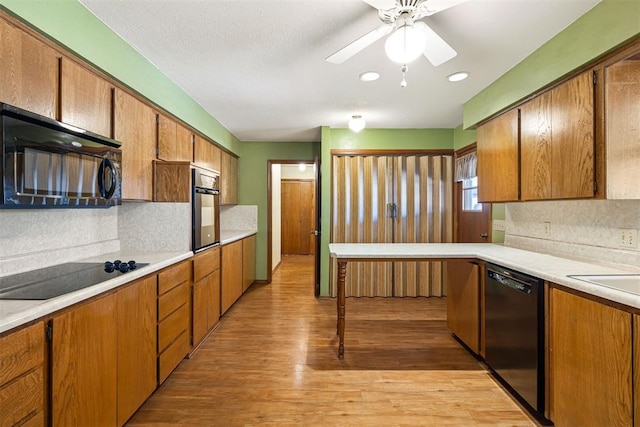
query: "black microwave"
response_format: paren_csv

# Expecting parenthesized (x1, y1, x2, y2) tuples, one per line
(0, 103, 122, 208)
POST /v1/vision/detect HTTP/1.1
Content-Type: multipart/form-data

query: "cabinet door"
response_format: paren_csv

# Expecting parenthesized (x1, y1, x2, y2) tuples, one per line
(158, 114, 193, 162)
(192, 275, 209, 346)
(207, 269, 221, 330)
(520, 92, 552, 200)
(117, 276, 157, 426)
(0, 19, 58, 118)
(221, 240, 243, 314)
(551, 71, 594, 199)
(60, 57, 112, 136)
(193, 135, 220, 172)
(476, 109, 519, 202)
(220, 151, 238, 205)
(242, 235, 256, 293)
(549, 287, 632, 427)
(52, 293, 117, 427)
(446, 262, 479, 354)
(605, 58, 640, 199)
(114, 88, 157, 200)
(0, 322, 45, 427)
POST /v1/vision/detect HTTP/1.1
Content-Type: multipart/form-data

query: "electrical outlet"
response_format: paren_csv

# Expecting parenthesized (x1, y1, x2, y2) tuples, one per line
(543, 222, 551, 237)
(493, 220, 505, 232)
(618, 229, 638, 248)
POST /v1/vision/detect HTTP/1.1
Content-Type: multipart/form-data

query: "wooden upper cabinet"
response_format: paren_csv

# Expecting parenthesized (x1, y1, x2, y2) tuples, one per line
(605, 55, 640, 199)
(220, 151, 238, 205)
(550, 71, 594, 199)
(193, 135, 221, 172)
(476, 109, 519, 203)
(114, 88, 157, 201)
(157, 114, 194, 162)
(520, 92, 553, 200)
(0, 18, 58, 118)
(60, 57, 112, 137)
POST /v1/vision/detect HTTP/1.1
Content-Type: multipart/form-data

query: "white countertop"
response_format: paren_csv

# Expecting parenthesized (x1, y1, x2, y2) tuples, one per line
(329, 243, 640, 310)
(220, 229, 257, 245)
(0, 250, 192, 334)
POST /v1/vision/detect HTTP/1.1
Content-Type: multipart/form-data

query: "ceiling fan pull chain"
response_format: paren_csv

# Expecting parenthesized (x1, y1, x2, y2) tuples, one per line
(400, 64, 408, 88)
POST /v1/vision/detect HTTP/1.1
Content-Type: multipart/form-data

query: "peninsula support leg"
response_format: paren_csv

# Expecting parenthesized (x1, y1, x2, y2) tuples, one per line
(337, 260, 347, 359)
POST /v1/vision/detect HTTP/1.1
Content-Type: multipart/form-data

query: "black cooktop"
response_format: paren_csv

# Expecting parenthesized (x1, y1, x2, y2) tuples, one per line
(0, 261, 148, 300)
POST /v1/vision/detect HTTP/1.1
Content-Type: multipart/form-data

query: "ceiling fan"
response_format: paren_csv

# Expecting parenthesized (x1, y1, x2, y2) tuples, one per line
(325, 0, 466, 67)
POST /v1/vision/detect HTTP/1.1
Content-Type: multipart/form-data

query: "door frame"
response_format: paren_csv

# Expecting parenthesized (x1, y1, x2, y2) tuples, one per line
(266, 159, 320, 293)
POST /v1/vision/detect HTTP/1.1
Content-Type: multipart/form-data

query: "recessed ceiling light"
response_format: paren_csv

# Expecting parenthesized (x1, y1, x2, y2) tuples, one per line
(447, 71, 469, 82)
(359, 71, 380, 82)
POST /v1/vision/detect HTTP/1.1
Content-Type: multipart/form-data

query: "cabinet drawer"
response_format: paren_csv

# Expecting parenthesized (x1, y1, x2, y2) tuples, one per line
(158, 303, 189, 352)
(158, 330, 189, 384)
(193, 246, 220, 282)
(158, 260, 191, 295)
(0, 322, 44, 385)
(158, 281, 190, 322)
(0, 368, 44, 427)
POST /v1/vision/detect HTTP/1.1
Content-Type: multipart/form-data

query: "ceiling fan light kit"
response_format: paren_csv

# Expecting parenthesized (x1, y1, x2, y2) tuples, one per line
(348, 115, 366, 132)
(384, 14, 426, 64)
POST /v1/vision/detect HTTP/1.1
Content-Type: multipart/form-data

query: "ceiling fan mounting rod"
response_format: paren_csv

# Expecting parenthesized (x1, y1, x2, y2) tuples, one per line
(378, 0, 426, 25)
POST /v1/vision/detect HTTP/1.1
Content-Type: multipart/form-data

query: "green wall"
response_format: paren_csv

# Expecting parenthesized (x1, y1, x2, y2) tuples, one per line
(319, 128, 455, 295)
(453, 125, 476, 150)
(238, 141, 321, 281)
(0, 0, 241, 154)
(464, 0, 640, 128)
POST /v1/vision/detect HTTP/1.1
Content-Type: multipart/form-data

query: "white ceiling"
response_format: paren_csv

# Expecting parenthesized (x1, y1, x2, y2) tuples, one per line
(79, 0, 601, 142)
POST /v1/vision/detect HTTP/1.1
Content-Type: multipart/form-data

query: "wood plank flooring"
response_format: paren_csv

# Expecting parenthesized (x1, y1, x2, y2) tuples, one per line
(128, 255, 537, 426)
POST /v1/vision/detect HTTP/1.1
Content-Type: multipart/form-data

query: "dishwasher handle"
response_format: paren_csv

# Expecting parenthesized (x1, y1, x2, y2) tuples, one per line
(488, 270, 533, 295)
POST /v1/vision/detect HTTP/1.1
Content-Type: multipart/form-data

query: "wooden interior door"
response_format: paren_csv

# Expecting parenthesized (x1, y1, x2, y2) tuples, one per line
(455, 183, 491, 243)
(281, 179, 314, 255)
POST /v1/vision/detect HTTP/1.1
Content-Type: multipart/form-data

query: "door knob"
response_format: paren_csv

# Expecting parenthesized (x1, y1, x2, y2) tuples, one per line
(310, 230, 319, 236)
(480, 233, 488, 239)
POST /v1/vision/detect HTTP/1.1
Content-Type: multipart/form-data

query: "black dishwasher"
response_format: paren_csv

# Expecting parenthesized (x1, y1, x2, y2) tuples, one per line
(484, 263, 545, 417)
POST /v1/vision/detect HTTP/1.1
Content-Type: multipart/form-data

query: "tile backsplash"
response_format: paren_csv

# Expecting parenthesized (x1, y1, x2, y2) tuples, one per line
(505, 199, 640, 267)
(0, 201, 191, 277)
(220, 205, 258, 231)
(0, 208, 120, 276)
(118, 202, 191, 253)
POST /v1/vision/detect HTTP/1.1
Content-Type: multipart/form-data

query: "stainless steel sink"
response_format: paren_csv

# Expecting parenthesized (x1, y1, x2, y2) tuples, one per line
(569, 274, 640, 296)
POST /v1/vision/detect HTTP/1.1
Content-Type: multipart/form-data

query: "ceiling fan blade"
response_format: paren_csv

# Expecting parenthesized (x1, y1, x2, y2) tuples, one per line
(417, 0, 468, 18)
(325, 24, 393, 64)
(415, 22, 457, 66)
(361, 0, 396, 10)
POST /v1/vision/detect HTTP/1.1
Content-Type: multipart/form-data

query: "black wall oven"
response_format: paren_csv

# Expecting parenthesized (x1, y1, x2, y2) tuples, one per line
(192, 168, 220, 252)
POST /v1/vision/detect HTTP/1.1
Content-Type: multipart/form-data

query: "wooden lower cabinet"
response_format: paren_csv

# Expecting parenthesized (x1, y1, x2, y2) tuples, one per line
(548, 287, 632, 426)
(157, 260, 191, 383)
(192, 247, 221, 348)
(222, 239, 243, 314)
(51, 293, 118, 427)
(242, 235, 256, 292)
(51, 276, 158, 427)
(116, 276, 157, 426)
(0, 321, 45, 427)
(446, 262, 480, 354)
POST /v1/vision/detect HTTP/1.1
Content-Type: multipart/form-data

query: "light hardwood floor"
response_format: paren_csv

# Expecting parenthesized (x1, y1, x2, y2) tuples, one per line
(128, 255, 537, 426)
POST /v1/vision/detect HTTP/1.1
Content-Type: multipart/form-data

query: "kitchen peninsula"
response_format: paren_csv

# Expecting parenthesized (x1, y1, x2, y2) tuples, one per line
(330, 242, 640, 359)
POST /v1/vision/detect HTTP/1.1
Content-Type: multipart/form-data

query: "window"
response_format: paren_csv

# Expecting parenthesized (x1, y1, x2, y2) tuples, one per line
(462, 176, 482, 212)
